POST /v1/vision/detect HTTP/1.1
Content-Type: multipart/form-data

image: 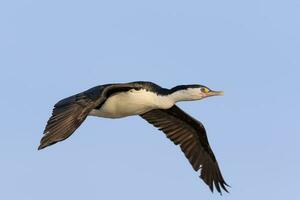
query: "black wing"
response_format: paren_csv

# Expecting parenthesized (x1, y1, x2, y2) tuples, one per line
(140, 105, 229, 194)
(38, 92, 97, 150)
(38, 84, 143, 150)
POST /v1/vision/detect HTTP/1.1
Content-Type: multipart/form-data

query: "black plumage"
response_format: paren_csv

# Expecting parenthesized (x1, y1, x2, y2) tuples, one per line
(141, 105, 229, 194)
(38, 81, 229, 194)
(39, 83, 143, 150)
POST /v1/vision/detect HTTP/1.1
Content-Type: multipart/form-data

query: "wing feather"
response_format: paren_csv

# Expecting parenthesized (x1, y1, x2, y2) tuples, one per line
(38, 93, 96, 150)
(39, 84, 144, 150)
(140, 105, 229, 194)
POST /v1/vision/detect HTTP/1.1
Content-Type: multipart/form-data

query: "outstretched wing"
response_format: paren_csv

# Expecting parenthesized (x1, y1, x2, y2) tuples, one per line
(39, 84, 143, 150)
(140, 105, 229, 194)
(38, 91, 99, 150)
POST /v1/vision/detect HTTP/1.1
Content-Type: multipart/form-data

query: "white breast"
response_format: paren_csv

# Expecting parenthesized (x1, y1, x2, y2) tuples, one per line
(89, 89, 174, 118)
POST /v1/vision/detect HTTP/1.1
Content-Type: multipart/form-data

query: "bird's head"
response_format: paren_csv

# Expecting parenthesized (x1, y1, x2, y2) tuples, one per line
(170, 84, 224, 102)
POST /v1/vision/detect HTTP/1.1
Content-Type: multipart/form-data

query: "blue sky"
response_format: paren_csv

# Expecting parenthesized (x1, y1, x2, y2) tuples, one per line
(1, 0, 300, 199)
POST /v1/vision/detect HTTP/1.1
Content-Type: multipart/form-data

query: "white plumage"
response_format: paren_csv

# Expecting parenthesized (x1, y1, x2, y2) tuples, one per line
(89, 89, 175, 118)
(38, 82, 228, 194)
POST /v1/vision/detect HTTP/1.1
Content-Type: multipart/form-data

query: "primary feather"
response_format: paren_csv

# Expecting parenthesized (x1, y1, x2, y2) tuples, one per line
(38, 81, 229, 194)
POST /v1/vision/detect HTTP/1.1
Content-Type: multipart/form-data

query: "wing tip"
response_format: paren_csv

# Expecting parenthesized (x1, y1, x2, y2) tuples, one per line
(208, 183, 230, 195)
(200, 173, 230, 195)
(37, 144, 45, 150)
(37, 139, 51, 150)
(37, 132, 58, 150)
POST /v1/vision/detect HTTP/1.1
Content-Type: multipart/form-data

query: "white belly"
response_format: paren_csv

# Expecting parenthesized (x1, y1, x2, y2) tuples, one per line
(89, 89, 174, 118)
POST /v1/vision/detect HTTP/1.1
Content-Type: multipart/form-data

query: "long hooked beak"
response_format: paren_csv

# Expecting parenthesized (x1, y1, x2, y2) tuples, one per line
(207, 90, 224, 97)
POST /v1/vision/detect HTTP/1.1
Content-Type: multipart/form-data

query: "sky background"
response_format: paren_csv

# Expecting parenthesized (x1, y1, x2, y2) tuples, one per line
(1, 0, 300, 199)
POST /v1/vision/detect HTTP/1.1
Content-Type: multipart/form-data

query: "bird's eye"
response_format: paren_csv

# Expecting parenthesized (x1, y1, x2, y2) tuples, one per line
(201, 87, 210, 93)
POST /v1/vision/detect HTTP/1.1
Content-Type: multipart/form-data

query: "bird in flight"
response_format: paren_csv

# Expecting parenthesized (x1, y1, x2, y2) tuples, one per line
(38, 81, 229, 194)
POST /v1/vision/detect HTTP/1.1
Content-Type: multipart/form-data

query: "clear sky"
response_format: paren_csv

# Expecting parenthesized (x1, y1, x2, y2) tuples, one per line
(1, 0, 299, 199)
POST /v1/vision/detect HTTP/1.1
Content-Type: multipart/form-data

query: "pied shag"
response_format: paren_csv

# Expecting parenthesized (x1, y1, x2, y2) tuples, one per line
(38, 81, 229, 194)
